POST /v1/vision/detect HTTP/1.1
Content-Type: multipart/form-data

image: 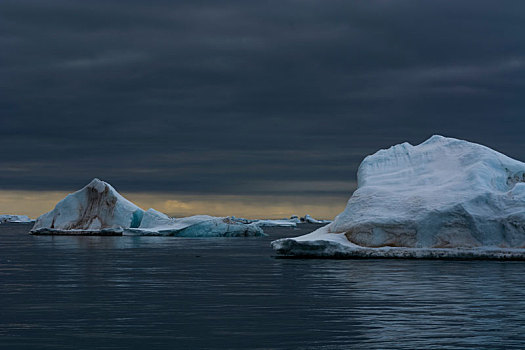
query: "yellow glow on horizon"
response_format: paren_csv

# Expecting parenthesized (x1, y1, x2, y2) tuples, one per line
(0, 190, 348, 220)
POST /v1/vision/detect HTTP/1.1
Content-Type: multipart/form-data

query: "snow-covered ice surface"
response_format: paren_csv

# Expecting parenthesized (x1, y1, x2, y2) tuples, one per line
(0, 215, 33, 224)
(272, 135, 525, 259)
(31, 179, 264, 237)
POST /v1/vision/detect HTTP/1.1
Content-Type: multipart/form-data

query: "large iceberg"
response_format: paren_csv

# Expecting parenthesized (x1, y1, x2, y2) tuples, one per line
(0, 215, 33, 224)
(31, 178, 264, 237)
(272, 135, 525, 259)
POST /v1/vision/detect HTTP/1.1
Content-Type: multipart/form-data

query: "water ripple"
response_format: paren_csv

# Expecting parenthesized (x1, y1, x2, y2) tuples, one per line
(1, 223, 525, 349)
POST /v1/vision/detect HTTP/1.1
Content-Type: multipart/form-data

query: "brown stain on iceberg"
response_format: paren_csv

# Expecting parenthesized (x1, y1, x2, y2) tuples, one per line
(344, 224, 418, 248)
(343, 223, 485, 249)
(64, 183, 117, 230)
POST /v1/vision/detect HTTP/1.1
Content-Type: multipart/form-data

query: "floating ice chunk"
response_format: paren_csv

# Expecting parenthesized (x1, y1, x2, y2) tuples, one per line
(246, 215, 331, 228)
(253, 219, 298, 227)
(272, 136, 525, 259)
(0, 215, 33, 224)
(131, 215, 264, 237)
(166, 217, 263, 237)
(289, 215, 301, 223)
(301, 214, 332, 224)
(229, 216, 253, 224)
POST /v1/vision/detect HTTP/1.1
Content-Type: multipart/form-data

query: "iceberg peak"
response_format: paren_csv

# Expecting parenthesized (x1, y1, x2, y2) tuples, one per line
(32, 178, 143, 232)
(423, 134, 447, 144)
(86, 178, 109, 193)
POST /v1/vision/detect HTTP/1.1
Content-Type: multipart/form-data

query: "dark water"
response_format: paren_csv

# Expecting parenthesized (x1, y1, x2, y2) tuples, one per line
(1, 223, 525, 349)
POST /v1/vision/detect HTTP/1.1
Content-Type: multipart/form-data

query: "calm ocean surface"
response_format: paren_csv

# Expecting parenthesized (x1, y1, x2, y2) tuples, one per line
(1, 223, 525, 349)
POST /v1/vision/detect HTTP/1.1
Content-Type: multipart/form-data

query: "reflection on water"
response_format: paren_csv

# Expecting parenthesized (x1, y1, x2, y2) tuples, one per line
(1, 223, 525, 349)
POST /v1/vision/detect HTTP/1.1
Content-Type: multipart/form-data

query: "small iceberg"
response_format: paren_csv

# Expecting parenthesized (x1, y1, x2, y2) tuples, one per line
(30, 178, 264, 237)
(224, 215, 332, 228)
(0, 215, 33, 224)
(249, 215, 331, 228)
(300, 214, 331, 224)
(253, 218, 299, 228)
(272, 136, 525, 260)
(130, 212, 264, 237)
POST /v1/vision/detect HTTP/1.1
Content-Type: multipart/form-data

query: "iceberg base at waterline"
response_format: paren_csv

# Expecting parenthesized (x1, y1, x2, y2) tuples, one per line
(30, 179, 264, 237)
(272, 136, 525, 260)
(271, 226, 525, 260)
(32, 217, 264, 237)
(31, 228, 124, 236)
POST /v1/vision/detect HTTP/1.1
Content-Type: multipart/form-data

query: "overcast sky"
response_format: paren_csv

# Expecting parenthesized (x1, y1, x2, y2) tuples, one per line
(1, 1, 525, 216)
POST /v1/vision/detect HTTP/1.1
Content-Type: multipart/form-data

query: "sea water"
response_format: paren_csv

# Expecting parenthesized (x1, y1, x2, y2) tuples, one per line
(1, 223, 525, 349)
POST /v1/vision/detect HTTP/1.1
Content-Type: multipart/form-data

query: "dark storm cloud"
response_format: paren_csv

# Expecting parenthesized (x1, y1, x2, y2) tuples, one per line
(1, 0, 525, 195)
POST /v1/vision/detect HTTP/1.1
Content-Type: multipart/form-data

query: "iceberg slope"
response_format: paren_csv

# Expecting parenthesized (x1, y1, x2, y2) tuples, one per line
(30, 179, 264, 237)
(133, 212, 264, 237)
(31, 178, 143, 232)
(272, 136, 525, 259)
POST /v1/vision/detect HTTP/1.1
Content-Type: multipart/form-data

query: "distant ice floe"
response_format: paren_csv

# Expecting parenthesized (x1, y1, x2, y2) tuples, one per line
(252, 219, 298, 228)
(0, 215, 33, 224)
(272, 135, 525, 260)
(228, 215, 332, 228)
(301, 214, 331, 224)
(30, 179, 264, 237)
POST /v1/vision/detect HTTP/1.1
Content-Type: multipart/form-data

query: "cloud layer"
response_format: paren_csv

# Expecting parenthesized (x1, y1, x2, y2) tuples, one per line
(1, 1, 525, 204)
